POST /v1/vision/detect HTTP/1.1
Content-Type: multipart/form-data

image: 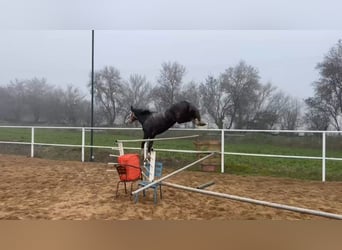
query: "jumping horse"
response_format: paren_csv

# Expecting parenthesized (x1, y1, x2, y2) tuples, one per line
(127, 101, 206, 153)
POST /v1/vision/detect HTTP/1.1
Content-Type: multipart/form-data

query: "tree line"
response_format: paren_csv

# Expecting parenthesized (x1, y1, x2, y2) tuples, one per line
(1, 40, 341, 130)
(0, 78, 89, 125)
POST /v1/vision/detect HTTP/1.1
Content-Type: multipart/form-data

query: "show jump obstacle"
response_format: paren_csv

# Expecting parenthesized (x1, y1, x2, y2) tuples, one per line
(113, 135, 342, 220)
(115, 135, 202, 182)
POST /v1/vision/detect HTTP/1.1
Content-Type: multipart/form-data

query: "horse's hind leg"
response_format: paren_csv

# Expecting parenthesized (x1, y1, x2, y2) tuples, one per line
(141, 134, 148, 157)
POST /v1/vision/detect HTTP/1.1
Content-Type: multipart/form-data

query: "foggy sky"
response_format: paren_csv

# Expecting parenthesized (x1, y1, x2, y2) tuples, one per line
(1, 0, 342, 29)
(1, 30, 342, 99)
(1, 1, 342, 100)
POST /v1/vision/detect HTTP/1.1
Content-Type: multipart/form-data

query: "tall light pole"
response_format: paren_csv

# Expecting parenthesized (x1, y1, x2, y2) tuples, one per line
(90, 29, 95, 161)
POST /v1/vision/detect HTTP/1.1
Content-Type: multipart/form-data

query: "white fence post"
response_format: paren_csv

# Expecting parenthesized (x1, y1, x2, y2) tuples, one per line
(81, 128, 85, 162)
(322, 132, 326, 182)
(31, 127, 34, 158)
(221, 130, 225, 173)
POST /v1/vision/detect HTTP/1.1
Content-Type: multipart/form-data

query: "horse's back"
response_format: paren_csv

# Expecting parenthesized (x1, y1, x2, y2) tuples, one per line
(143, 112, 176, 137)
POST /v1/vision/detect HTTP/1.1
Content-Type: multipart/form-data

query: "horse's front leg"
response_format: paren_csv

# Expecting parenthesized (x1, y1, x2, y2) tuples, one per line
(147, 140, 154, 153)
(141, 133, 154, 157)
(141, 141, 153, 162)
(141, 134, 148, 156)
(142, 139, 154, 155)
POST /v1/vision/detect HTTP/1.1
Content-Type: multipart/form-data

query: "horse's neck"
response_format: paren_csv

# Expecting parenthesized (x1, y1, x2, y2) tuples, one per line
(136, 113, 151, 125)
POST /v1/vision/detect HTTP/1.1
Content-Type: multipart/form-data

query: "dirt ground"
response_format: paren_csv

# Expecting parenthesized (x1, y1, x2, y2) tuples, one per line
(0, 154, 341, 220)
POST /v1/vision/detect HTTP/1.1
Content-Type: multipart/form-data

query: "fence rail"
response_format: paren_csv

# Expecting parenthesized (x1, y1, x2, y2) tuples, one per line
(1, 125, 342, 182)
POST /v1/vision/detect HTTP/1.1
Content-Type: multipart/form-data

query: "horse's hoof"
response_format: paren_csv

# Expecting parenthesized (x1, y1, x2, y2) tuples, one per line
(194, 118, 206, 127)
(195, 121, 207, 127)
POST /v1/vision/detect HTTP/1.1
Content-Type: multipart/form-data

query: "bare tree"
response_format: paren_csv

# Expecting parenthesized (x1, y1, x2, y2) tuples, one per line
(119, 74, 152, 122)
(220, 61, 261, 128)
(279, 95, 302, 130)
(199, 75, 233, 129)
(153, 61, 186, 111)
(43, 87, 65, 124)
(304, 97, 331, 130)
(24, 77, 51, 122)
(178, 81, 202, 128)
(199, 63, 295, 130)
(3, 78, 54, 123)
(6, 79, 27, 122)
(91, 66, 123, 126)
(61, 85, 87, 125)
(305, 40, 342, 130)
(246, 83, 279, 129)
(0, 86, 12, 121)
(180, 81, 200, 106)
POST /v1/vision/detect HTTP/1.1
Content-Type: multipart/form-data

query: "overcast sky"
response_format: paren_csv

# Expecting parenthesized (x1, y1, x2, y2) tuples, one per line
(1, 1, 342, 100)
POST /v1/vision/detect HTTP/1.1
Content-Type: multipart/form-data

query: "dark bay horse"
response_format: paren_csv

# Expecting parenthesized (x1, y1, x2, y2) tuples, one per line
(127, 101, 206, 152)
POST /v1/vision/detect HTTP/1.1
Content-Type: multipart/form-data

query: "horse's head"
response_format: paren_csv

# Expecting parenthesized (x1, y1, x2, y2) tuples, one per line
(125, 106, 153, 124)
(125, 106, 138, 124)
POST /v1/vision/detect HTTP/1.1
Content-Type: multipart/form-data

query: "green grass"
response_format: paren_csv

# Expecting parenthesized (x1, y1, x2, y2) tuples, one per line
(0, 127, 32, 142)
(1, 127, 342, 181)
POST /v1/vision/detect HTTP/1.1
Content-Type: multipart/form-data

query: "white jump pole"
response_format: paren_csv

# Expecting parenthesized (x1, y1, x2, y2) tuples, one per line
(81, 128, 85, 162)
(132, 152, 216, 196)
(116, 134, 199, 143)
(31, 127, 35, 158)
(147, 150, 156, 181)
(117, 142, 124, 156)
(162, 182, 342, 220)
(322, 132, 326, 182)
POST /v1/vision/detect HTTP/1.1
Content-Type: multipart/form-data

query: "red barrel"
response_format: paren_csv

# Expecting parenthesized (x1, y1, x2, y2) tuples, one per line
(117, 154, 141, 180)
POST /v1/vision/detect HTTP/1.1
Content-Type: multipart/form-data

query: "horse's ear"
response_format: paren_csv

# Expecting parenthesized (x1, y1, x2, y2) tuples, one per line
(130, 106, 133, 111)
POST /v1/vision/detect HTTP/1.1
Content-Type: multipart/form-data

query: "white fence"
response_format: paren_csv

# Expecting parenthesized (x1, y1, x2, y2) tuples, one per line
(0, 126, 342, 182)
